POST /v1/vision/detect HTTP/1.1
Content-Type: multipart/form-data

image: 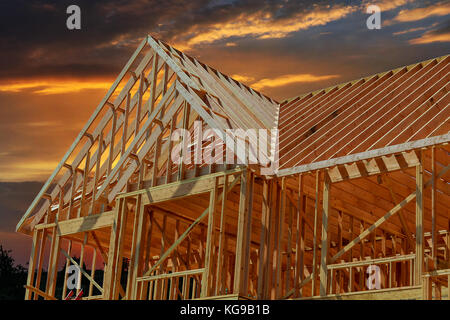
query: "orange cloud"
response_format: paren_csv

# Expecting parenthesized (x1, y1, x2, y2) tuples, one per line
(366, 0, 413, 11)
(393, 23, 438, 36)
(231, 74, 255, 84)
(0, 160, 59, 181)
(409, 31, 450, 44)
(0, 80, 113, 95)
(181, 5, 355, 48)
(394, 2, 450, 22)
(251, 73, 339, 90)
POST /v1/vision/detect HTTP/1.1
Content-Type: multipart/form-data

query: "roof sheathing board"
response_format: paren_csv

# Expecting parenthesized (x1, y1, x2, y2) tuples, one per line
(277, 55, 450, 172)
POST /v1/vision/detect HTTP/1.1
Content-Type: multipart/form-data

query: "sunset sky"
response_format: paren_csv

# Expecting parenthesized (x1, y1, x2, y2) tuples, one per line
(0, 0, 449, 265)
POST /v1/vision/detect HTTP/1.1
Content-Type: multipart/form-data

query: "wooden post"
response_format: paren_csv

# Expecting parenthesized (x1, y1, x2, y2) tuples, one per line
(34, 230, 47, 300)
(294, 174, 304, 298)
(269, 180, 279, 299)
(44, 226, 60, 298)
(275, 177, 286, 298)
(359, 221, 365, 289)
(89, 248, 97, 297)
(264, 181, 274, 299)
(103, 199, 123, 299)
(77, 233, 88, 296)
(121, 93, 130, 156)
(113, 200, 129, 299)
(216, 175, 228, 296)
(127, 195, 146, 299)
(201, 177, 218, 297)
(25, 229, 40, 300)
(141, 210, 153, 299)
(423, 276, 432, 300)
(79, 152, 90, 218)
(148, 53, 159, 114)
(134, 71, 145, 139)
(61, 240, 72, 299)
(415, 156, 424, 285)
(108, 109, 117, 176)
(286, 200, 293, 293)
(177, 102, 189, 181)
(320, 173, 331, 296)
(257, 179, 270, 298)
(244, 174, 254, 295)
(431, 147, 437, 264)
(47, 231, 60, 298)
(337, 211, 343, 293)
(91, 131, 103, 215)
(233, 170, 252, 296)
(165, 116, 176, 184)
(349, 216, 354, 292)
(312, 170, 321, 296)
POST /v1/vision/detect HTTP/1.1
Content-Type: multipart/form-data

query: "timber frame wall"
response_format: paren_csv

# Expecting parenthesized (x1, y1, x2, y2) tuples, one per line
(18, 36, 449, 300)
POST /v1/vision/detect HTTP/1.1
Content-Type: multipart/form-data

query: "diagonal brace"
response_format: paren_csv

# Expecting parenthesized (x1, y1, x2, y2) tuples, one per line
(142, 173, 241, 277)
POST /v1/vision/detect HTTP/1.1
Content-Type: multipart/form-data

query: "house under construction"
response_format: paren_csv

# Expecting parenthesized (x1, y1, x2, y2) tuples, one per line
(17, 36, 449, 300)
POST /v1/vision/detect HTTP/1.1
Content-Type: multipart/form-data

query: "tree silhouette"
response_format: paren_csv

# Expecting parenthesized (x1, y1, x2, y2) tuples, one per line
(0, 245, 27, 300)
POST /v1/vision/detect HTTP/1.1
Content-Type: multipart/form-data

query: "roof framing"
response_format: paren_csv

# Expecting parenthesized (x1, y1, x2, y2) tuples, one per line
(16, 35, 279, 233)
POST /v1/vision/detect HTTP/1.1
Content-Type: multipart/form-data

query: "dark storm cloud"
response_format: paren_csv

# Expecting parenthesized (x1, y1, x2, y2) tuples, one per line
(0, 0, 170, 78)
(0, 0, 344, 79)
(428, 20, 450, 34)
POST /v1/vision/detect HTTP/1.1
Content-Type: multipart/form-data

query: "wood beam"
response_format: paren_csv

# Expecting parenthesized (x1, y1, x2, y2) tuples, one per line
(320, 174, 331, 296)
(201, 178, 218, 297)
(330, 191, 417, 263)
(35, 210, 114, 236)
(233, 170, 252, 296)
(415, 158, 424, 285)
